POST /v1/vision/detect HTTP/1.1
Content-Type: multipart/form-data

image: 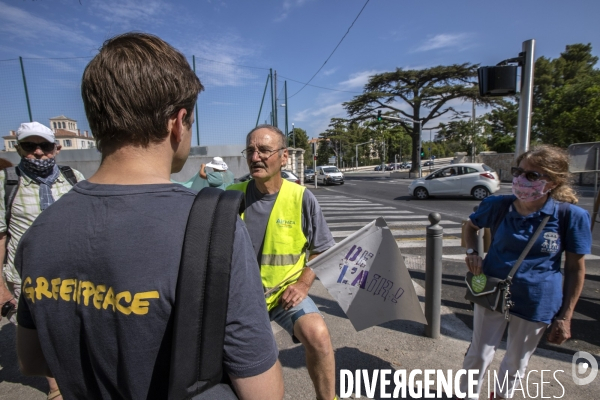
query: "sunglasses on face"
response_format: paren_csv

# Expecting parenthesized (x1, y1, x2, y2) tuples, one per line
(511, 167, 549, 182)
(18, 141, 56, 152)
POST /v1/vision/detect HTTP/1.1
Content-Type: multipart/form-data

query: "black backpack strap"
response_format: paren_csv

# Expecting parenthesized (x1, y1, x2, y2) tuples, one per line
(168, 188, 244, 400)
(58, 165, 78, 186)
(4, 167, 20, 232)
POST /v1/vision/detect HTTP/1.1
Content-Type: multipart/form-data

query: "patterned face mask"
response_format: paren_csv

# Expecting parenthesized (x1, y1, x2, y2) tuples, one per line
(20, 157, 56, 177)
(512, 175, 550, 202)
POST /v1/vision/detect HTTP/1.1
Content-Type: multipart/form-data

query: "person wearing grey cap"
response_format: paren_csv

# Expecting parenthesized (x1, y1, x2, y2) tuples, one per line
(0, 121, 84, 400)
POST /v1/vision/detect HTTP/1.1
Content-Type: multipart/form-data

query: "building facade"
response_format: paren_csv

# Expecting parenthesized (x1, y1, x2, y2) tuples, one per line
(3, 115, 96, 151)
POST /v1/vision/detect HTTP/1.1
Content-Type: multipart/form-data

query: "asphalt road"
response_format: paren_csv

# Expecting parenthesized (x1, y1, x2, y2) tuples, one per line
(309, 171, 600, 357)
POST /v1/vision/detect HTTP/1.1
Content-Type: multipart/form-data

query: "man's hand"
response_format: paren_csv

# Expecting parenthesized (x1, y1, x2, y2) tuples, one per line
(547, 319, 571, 345)
(280, 281, 310, 311)
(0, 283, 16, 322)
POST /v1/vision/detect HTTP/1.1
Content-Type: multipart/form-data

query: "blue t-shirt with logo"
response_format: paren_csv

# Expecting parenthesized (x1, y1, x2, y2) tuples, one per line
(470, 195, 591, 323)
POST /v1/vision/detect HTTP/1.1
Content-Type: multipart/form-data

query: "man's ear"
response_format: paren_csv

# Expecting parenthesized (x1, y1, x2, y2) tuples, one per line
(169, 109, 188, 143)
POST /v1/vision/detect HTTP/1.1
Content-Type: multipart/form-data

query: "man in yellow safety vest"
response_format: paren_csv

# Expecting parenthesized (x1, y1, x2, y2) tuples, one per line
(228, 125, 337, 400)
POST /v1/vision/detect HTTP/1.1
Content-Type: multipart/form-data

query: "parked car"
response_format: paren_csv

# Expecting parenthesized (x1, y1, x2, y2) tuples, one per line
(408, 163, 500, 200)
(402, 162, 412, 169)
(386, 163, 402, 171)
(374, 165, 383, 171)
(236, 170, 301, 184)
(423, 160, 434, 167)
(304, 168, 315, 182)
(316, 165, 344, 185)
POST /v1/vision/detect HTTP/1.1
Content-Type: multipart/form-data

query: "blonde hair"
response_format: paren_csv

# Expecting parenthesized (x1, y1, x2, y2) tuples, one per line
(516, 144, 578, 204)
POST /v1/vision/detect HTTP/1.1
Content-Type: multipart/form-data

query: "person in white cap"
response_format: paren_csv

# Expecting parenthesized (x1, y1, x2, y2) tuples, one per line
(199, 156, 235, 190)
(0, 121, 84, 400)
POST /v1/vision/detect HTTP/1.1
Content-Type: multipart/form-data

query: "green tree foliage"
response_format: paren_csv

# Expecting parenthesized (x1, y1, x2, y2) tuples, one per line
(288, 127, 311, 164)
(343, 64, 490, 172)
(534, 44, 600, 146)
(486, 98, 518, 153)
(437, 117, 490, 156)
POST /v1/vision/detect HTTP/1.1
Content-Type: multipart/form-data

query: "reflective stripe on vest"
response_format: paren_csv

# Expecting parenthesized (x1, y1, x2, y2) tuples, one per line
(228, 179, 307, 310)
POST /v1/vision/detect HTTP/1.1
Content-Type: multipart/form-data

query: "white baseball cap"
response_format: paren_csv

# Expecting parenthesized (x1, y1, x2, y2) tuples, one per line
(16, 122, 55, 143)
(206, 157, 228, 171)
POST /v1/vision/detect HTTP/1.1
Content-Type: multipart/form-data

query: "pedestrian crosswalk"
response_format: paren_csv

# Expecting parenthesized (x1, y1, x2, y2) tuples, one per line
(315, 194, 465, 268)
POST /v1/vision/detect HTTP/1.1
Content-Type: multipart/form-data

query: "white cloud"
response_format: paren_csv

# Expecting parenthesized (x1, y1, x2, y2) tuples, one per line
(338, 70, 382, 90)
(275, 0, 311, 22)
(323, 68, 338, 76)
(0, 1, 96, 49)
(415, 33, 472, 52)
(90, 0, 169, 27)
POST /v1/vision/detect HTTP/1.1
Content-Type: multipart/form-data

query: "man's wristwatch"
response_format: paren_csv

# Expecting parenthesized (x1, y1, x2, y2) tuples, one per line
(466, 248, 479, 256)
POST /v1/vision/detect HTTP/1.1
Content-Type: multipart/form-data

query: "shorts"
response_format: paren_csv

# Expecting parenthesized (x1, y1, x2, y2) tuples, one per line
(269, 296, 322, 343)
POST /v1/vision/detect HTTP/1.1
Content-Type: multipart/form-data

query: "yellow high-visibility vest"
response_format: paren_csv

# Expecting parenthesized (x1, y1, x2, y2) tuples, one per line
(228, 179, 307, 310)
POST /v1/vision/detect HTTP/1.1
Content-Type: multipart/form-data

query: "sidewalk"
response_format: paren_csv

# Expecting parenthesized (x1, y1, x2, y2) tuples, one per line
(277, 279, 599, 399)
(2, 278, 598, 399)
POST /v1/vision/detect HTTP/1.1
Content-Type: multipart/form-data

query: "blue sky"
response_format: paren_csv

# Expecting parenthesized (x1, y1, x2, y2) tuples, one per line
(1, 0, 599, 148)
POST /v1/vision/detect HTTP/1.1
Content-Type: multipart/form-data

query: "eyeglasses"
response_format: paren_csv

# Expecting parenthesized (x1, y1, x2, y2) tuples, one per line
(511, 167, 549, 182)
(241, 147, 285, 160)
(18, 141, 56, 152)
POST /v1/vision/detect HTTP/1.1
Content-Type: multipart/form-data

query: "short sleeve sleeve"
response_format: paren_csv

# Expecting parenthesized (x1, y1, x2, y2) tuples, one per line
(302, 190, 335, 255)
(468, 195, 507, 229)
(564, 206, 592, 255)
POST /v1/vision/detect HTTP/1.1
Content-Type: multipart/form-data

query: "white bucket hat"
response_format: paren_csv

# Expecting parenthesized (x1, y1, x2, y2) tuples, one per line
(16, 122, 55, 143)
(206, 156, 228, 171)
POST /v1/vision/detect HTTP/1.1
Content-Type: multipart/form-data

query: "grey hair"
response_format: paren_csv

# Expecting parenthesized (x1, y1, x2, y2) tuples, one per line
(246, 124, 287, 149)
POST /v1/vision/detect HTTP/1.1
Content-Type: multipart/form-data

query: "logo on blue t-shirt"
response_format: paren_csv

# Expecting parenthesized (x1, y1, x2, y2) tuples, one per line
(541, 232, 560, 253)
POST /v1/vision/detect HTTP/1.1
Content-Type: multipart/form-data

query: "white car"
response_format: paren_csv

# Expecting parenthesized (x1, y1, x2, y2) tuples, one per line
(408, 163, 500, 200)
(316, 165, 344, 185)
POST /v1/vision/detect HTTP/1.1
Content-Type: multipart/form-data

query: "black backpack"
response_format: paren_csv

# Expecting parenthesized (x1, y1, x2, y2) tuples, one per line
(168, 188, 244, 400)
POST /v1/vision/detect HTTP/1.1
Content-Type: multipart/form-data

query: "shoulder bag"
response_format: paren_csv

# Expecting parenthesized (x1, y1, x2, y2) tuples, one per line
(465, 213, 550, 319)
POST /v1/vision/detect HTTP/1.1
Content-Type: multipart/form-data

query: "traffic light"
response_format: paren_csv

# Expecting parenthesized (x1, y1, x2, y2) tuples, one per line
(420, 148, 425, 157)
(377, 110, 382, 121)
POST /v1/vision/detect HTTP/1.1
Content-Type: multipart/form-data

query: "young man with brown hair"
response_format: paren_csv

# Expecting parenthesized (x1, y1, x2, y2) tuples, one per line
(16, 32, 283, 400)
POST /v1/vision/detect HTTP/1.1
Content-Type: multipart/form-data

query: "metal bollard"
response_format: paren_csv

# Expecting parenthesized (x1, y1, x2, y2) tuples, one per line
(474, 206, 484, 256)
(425, 212, 443, 339)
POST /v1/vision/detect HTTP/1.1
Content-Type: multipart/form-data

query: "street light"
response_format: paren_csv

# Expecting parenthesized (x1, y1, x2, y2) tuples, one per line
(291, 122, 295, 148)
(356, 140, 372, 170)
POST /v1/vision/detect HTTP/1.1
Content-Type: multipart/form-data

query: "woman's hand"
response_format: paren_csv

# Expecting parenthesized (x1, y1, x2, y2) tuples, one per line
(465, 255, 483, 275)
(547, 319, 571, 345)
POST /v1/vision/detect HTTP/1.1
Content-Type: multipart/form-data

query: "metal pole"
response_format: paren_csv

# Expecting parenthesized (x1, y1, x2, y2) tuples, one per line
(472, 100, 476, 162)
(425, 212, 443, 339)
(284, 81, 289, 137)
(192, 56, 200, 146)
(269, 69, 275, 126)
(355, 144, 358, 170)
(474, 206, 484, 256)
(19, 57, 33, 122)
(273, 70, 278, 128)
(292, 123, 295, 148)
(515, 39, 536, 161)
(594, 147, 600, 196)
(418, 121, 423, 178)
(256, 74, 270, 127)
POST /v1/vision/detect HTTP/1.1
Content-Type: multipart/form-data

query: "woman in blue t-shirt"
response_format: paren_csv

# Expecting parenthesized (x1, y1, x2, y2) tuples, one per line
(459, 145, 591, 399)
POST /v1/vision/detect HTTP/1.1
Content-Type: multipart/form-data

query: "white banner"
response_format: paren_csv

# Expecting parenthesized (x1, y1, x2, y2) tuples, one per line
(309, 217, 427, 331)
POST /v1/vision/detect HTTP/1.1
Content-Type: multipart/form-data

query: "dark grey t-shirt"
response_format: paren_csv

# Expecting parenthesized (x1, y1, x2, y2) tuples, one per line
(243, 180, 335, 261)
(16, 181, 278, 400)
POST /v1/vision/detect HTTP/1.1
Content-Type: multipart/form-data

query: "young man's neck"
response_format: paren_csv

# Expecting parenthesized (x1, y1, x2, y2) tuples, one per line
(254, 174, 283, 194)
(88, 144, 176, 185)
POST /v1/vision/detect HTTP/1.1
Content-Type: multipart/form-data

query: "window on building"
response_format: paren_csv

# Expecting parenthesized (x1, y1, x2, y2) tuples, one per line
(62, 122, 65, 129)
(53, 122, 57, 129)
(64, 140, 72, 147)
(8, 141, 16, 148)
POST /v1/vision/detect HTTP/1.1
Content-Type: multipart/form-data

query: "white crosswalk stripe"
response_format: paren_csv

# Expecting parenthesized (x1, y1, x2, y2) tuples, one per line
(314, 194, 465, 259)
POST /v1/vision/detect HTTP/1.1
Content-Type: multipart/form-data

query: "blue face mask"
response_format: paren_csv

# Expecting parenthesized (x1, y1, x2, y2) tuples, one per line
(20, 157, 56, 177)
